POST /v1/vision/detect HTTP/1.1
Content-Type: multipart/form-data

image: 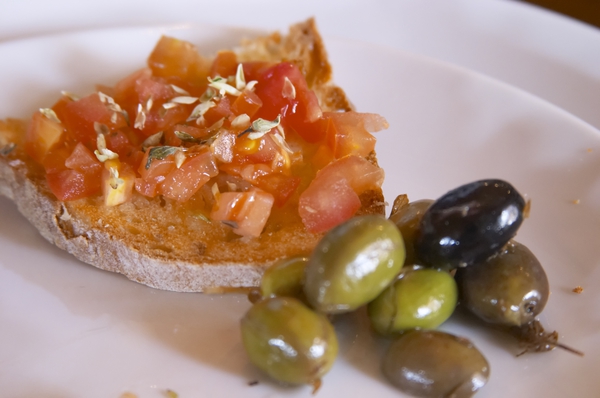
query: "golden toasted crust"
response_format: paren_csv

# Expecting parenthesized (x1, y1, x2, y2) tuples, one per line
(0, 20, 385, 292)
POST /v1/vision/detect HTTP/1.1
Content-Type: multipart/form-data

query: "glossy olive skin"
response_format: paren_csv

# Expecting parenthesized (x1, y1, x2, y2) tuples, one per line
(455, 240, 549, 327)
(260, 256, 309, 299)
(241, 297, 338, 386)
(415, 179, 526, 270)
(304, 215, 405, 314)
(368, 267, 457, 335)
(383, 330, 490, 398)
(389, 199, 434, 265)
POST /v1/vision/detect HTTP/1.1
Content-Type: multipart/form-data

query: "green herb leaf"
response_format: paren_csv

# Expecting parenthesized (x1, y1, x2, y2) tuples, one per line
(145, 146, 181, 169)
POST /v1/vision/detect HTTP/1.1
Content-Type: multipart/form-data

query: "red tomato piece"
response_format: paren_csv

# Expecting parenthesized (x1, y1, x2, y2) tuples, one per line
(147, 36, 208, 85)
(135, 151, 177, 198)
(255, 173, 301, 207)
(113, 68, 151, 109)
(210, 51, 238, 78)
(158, 150, 218, 202)
(298, 155, 384, 232)
(25, 111, 65, 163)
(298, 178, 361, 233)
(42, 145, 72, 174)
(231, 89, 262, 118)
(141, 105, 192, 137)
(47, 142, 103, 201)
(64, 142, 103, 176)
(323, 111, 388, 158)
(135, 74, 174, 103)
(253, 62, 323, 142)
(203, 96, 233, 127)
(46, 170, 94, 201)
(61, 93, 128, 145)
(210, 190, 275, 237)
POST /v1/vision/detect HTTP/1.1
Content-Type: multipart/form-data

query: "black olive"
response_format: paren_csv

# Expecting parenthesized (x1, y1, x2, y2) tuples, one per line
(415, 179, 525, 269)
(455, 240, 549, 327)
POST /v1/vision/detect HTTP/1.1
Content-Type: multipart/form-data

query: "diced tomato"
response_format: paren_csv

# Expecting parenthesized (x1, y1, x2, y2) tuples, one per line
(210, 190, 275, 237)
(159, 150, 218, 202)
(255, 173, 301, 207)
(51, 96, 74, 123)
(135, 150, 177, 198)
(141, 105, 192, 137)
(42, 144, 72, 174)
(64, 142, 103, 176)
(147, 36, 208, 86)
(135, 74, 174, 104)
(241, 61, 272, 82)
(46, 170, 97, 201)
(105, 130, 134, 158)
(298, 155, 384, 232)
(231, 89, 262, 118)
(203, 96, 232, 127)
(113, 68, 151, 108)
(210, 51, 238, 78)
(299, 178, 361, 233)
(46, 144, 103, 201)
(25, 111, 65, 163)
(253, 62, 323, 142)
(323, 111, 388, 158)
(61, 93, 128, 145)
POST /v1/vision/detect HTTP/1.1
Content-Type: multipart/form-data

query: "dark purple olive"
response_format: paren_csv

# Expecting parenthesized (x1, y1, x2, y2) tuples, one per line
(455, 240, 549, 327)
(415, 179, 525, 270)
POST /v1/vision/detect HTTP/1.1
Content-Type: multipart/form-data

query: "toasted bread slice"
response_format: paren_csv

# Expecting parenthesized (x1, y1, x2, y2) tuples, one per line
(0, 19, 385, 292)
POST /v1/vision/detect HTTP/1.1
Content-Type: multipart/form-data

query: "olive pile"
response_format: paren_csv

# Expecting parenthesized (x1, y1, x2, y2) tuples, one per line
(240, 179, 575, 397)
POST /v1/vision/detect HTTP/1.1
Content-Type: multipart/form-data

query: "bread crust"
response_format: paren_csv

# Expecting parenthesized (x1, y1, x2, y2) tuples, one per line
(0, 20, 385, 292)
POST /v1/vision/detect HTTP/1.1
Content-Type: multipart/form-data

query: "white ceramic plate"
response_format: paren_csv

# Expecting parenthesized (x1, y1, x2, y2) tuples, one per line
(1, 26, 599, 398)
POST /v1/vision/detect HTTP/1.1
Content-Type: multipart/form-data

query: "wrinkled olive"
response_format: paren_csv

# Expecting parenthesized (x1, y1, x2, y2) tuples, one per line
(260, 256, 309, 300)
(368, 267, 457, 335)
(240, 297, 338, 388)
(455, 240, 549, 327)
(304, 215, 405, 314)
(382, 330, 490, 398)
(389, 198, 434, 265)
(415, 179, 526, 270)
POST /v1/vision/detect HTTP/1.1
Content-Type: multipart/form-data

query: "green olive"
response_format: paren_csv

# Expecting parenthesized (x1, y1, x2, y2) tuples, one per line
(368, 267, 457, 335)
(389, 198, 433, 265)
(304, 215, 405, 314)
(382, 330, 490, 398)
(260, 256, 309, 299)
(240, 297, 338, 388)
(455, 240, 549, 327)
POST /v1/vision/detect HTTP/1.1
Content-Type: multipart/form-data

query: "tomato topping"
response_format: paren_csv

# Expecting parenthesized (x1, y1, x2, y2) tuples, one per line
(46, 143, 103, 201)
(298, 155, 385, 233)
(25, 35, 387, 237)
(25, 111, 64, 163)
(210, 51, 238, 78)
(203, 96, 233, 127)
(64, 142, 103, 175)
(231, 89, 262, 118)
(159, 150, 219, 202)
(324, 111, 388, 158)
(61, 93, 128, 145)
(210, 190, 275, 237)
(253, 62, 323, 142)
(255, 174, 301, 207)
(147, 36, 208, 86)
